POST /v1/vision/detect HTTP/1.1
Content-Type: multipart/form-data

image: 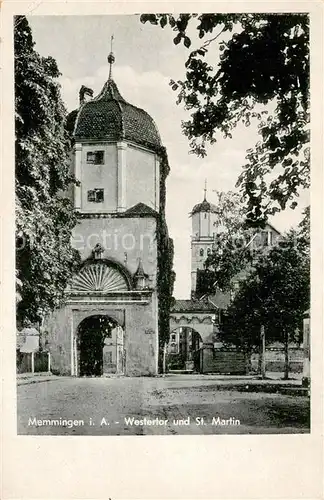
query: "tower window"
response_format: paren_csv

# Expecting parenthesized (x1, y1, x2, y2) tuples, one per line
(261, 230, 272, 246)
(87, 188, 104, 203)
(86, 151, 104, 164)
(200, 248, 204, 257)
(207, 248, 211, 255)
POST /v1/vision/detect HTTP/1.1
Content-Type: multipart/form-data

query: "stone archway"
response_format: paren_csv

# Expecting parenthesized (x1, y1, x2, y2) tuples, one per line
(76, 314, 124, 376)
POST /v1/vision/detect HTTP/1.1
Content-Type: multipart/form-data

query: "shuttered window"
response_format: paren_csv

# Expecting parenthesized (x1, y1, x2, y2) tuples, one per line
(86, 151, 104, 164)
(87, 188, 104, 203)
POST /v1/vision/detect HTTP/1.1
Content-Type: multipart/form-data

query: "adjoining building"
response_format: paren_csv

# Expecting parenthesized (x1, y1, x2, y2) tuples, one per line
(44, 51, 173, 376)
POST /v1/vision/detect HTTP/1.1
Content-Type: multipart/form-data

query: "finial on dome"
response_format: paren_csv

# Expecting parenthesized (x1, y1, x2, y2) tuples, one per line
(107, 35, 115, 80)
(204, 179, 207, 201)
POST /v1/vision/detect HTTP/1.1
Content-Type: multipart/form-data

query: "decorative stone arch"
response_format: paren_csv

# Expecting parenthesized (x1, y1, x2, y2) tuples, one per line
(69, 258, 133, 293)
(169, 325, 203, 349)
(73, 308, 125, 332)
(74, 310, 126, 377)
(170, 325, 203, 335)
(169, 313, 215, 344)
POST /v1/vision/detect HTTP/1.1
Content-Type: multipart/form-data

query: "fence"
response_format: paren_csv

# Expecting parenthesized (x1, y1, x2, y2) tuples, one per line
(16, 351, 51, 374)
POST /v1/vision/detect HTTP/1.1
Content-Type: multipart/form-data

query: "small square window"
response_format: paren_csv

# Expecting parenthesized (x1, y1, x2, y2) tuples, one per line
(87, 188, 104, 203)
(87, 151, 104, 164)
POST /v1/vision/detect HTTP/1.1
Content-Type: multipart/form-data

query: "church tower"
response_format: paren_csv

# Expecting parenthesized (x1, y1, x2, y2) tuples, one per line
(45, 44, 171, 377)
(190, 182, 218, 297)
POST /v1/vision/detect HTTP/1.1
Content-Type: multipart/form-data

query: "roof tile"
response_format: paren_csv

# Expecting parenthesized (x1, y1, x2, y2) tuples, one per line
(72, 78, 162, 151)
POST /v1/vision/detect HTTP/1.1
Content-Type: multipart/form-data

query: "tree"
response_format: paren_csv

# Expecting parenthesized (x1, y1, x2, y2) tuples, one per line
(15, 16, 80, 324)
(156, 149, 176, 371)
(220, 228, 310, 379)
(197, 190, 255, 294)
(140, 14, 310, 225)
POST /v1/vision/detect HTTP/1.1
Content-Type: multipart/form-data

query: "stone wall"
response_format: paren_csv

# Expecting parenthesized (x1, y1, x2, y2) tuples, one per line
(45, 307, 73, 376)
(200, 347, 248, 375)
(126, 146, 159, 211)
(71, 217, 157, 285)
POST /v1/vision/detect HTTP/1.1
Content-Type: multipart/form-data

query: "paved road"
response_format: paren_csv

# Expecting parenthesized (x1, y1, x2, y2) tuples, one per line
(17, 376, 310, 435)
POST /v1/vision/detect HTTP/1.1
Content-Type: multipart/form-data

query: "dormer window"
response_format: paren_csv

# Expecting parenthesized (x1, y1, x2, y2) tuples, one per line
(86, 151, 104, 165)
(87, 188, 104, 203)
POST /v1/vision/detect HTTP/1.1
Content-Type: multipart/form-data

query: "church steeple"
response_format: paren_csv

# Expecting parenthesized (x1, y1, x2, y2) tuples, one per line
(203, 179, 207, 201)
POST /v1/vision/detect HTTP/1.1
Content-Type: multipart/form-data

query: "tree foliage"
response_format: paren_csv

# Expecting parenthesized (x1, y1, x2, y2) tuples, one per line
(220, 229, 310, 359)
(204, 191, 255, 291)
(15, 16, 80, 323)
(156, 148, 176, 370)
(140, 14, 310, 225)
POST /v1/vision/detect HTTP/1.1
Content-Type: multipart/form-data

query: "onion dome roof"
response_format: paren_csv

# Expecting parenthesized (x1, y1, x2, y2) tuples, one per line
(191, 198, 218, 215)
(72, 77, 162, 151)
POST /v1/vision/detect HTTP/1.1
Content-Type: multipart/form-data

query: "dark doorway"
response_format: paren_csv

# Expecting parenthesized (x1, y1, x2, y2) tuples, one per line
(77, 315, 118, 376)
(167, 327, 203, 371)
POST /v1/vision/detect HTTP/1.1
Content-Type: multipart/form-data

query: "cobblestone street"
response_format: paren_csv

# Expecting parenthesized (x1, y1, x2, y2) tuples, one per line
(17, 375, 310, 435)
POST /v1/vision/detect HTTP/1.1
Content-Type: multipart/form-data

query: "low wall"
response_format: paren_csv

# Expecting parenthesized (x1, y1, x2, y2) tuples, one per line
(16, 351, 49, 374)
(200, 347, 248, 375)
(251, 348, 303, 373)
(198, 346, 303, 375)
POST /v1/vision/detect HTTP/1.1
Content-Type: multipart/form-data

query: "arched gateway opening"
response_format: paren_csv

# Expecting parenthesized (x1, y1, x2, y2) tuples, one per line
(77, 315, 124, 376)
(167, 327, 203, 372)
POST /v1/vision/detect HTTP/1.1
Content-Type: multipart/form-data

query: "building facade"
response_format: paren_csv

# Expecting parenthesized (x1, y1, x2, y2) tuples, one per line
(45, 54, 171, 376)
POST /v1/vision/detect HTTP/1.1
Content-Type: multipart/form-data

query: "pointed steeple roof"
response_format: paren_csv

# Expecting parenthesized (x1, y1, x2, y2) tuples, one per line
(134, 258, 146, 278)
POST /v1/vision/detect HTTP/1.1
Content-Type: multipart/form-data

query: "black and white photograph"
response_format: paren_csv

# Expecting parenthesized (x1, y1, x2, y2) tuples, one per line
(13, 12, 312, 437)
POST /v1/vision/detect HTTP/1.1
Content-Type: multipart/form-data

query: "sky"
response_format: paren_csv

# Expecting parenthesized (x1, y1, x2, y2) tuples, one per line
(27, 14, 309, 299)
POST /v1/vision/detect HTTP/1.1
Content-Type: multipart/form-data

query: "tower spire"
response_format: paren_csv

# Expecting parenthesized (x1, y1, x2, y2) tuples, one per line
(107, 35, 115, 80)
(204, 179, 207, 201)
